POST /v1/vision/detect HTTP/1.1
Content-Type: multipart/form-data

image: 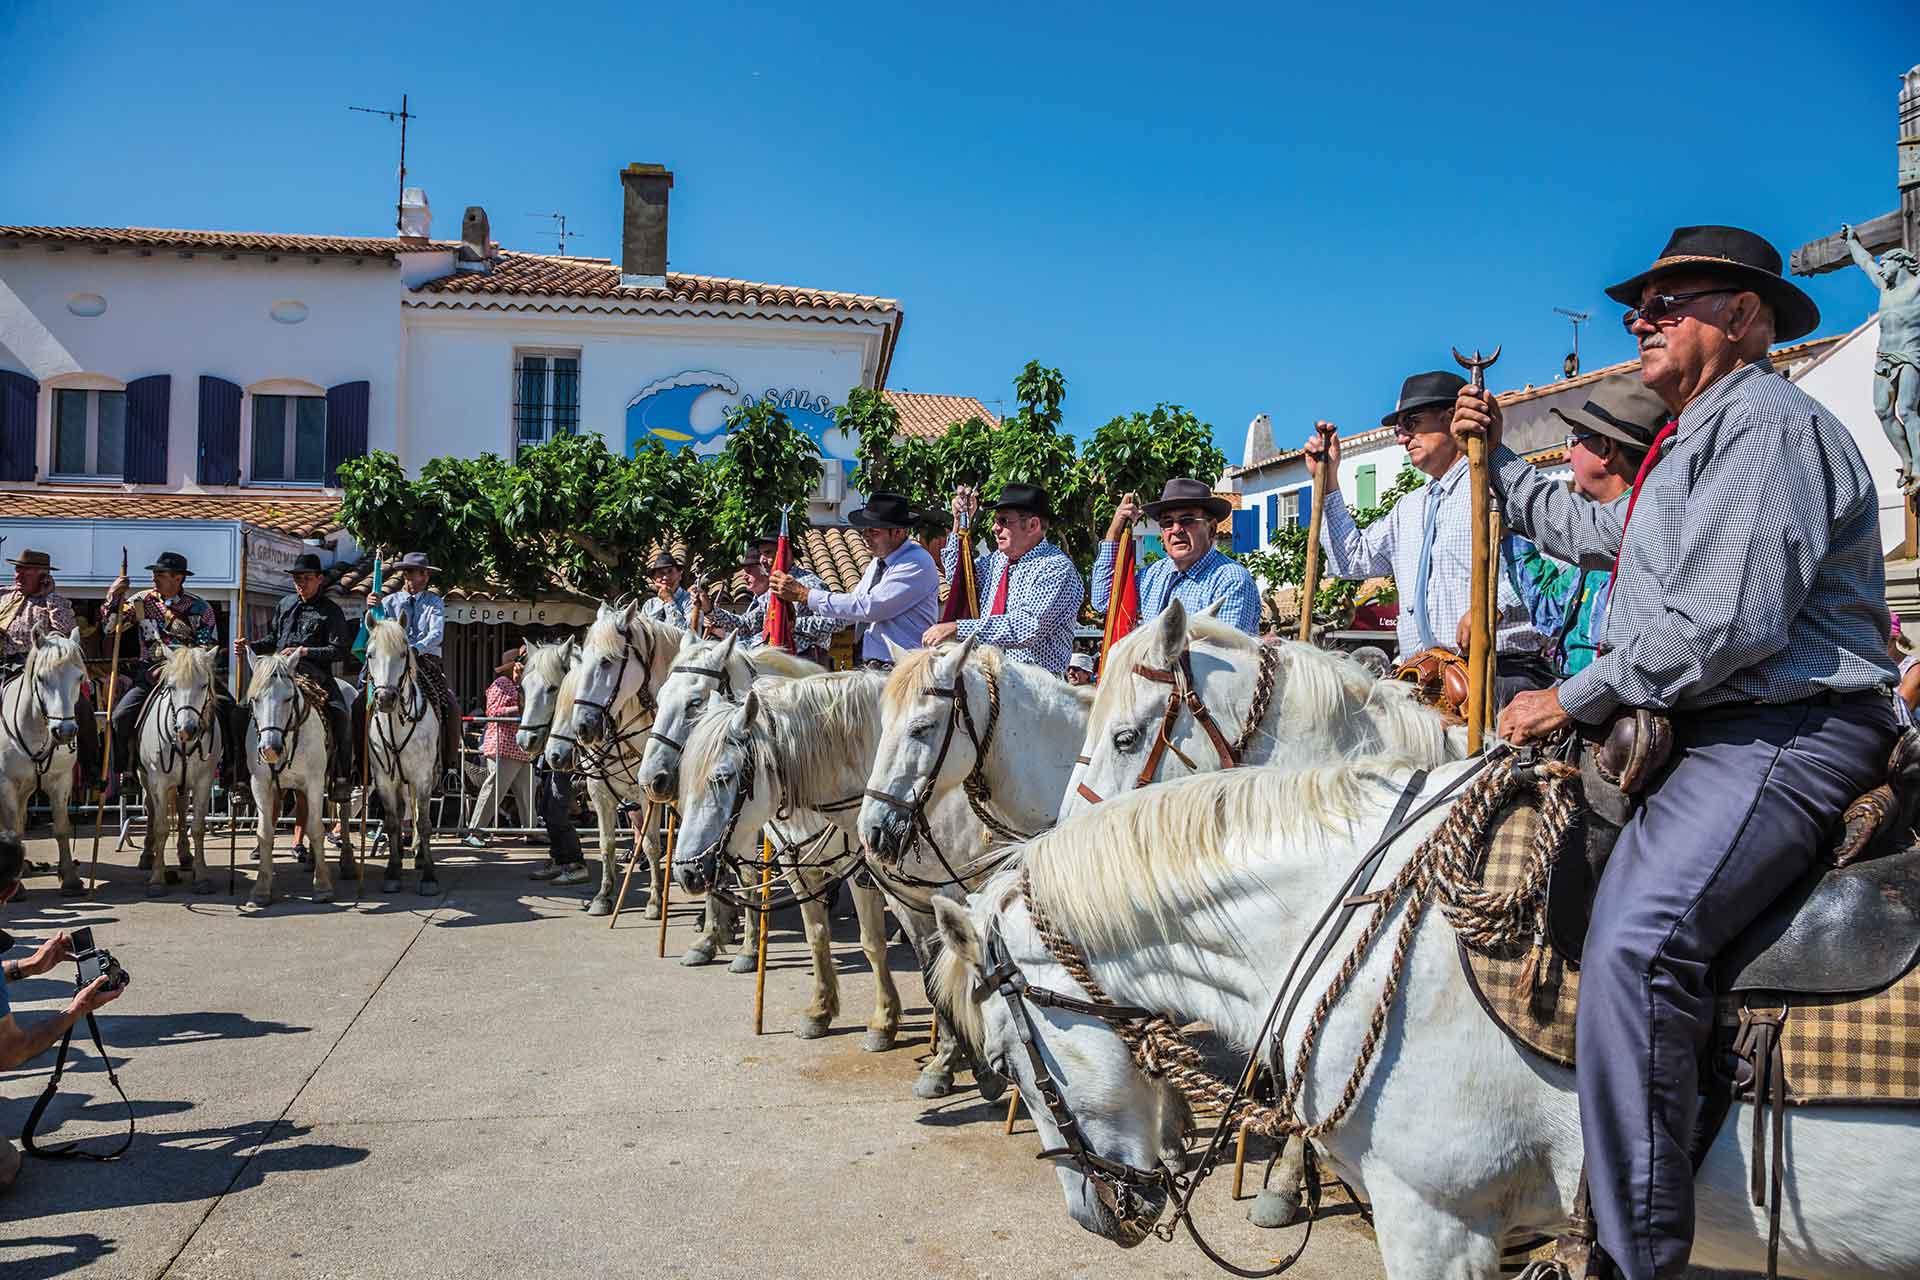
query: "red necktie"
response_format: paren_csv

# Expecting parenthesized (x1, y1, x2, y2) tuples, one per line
(988, 560, 1012, 616)
(1613, 419, 1677, 573)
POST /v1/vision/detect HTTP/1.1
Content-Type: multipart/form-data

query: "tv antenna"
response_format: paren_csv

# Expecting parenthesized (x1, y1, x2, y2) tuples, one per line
(528, 212, 580, 255)
(347, 93, 417, 235)
(1553, 306, 1591, 378)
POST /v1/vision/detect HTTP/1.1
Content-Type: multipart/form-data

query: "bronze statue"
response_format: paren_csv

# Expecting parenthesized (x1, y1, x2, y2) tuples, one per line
(1844, 223, 1920, 494)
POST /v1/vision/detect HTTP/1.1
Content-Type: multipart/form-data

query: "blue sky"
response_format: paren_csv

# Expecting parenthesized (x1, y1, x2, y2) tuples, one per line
(2, 0, 1908, 462)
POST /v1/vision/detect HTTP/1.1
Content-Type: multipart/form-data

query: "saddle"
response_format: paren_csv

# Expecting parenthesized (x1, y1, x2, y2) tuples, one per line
(1392, 647, 1468, 722)
(288, 672, 335, 763)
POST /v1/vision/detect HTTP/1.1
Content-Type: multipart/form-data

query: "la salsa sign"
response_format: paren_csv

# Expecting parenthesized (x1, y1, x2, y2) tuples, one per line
(624, 371, 856, 460)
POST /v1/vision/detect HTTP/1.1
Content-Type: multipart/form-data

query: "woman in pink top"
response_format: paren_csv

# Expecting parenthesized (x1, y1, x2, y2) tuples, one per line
(462, 648, 533, 846)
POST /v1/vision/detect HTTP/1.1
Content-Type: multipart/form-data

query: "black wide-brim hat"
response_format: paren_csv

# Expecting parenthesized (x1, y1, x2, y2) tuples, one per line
(393, 551, 440, 573)
(991, 482, 1056, 520)
(1141, 477, 1230, 523)
(646, 550, 681, 572)
(144, 551, 193, 576)
(1380, 370, 1469, 427)
(1604, 225, 1820, 343)
(847, 492, 924, 529)
(287, 552, 326, 576)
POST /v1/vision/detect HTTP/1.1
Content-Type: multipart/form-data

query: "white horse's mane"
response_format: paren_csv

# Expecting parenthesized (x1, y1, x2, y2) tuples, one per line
(28, 628, 85, 678)
(881, 642, 1002, 719)
(245, 652, 300, 700)
(524, 637, 574, 686)
(744, 646, 825, 680)
(160, 644, 217, 686)
(683, 668, 884, 809)
(367, 616, 409, 659)
(1020, 762, 1401, 953)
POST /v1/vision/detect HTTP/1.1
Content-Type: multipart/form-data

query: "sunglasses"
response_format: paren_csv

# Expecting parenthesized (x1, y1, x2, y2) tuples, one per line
(1564, 432, 1600, 452)
(1620, 288, 1738, 331)
(1159, 514, 1212, 531)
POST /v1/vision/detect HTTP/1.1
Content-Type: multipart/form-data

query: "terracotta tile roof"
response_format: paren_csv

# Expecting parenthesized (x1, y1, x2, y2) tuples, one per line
(411, 251, 899, 314)
(881, 391, 1000, 439)
(0, 490, 343, 539)
(0, 226, 459, 257)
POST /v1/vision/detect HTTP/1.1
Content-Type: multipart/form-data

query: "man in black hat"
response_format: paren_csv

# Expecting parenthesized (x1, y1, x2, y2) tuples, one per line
(361, 551, 461, 789)
(639, 550, 693, 629)
(99, 552, 230, 796)
(1305, 373, 1552, 702)
(703, 533, 843, 662)
(234, 553, 355, 800)
(928, 483, 1084, 677)
(1095, 478, 1261, 635)
(772, 492, 939, 667)
(1454, 224, 1896, 1280)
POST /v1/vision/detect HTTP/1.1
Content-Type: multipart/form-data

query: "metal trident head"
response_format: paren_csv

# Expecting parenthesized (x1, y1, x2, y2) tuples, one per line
(1452, 345, 1502, 391)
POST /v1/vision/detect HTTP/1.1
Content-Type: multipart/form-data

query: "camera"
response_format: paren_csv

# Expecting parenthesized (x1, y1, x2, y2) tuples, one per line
(69, 927, 130, 993)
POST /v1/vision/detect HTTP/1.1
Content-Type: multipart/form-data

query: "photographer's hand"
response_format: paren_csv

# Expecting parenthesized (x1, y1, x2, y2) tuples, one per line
(26, 931, 73, 978)
(69, 974, 123, 1019)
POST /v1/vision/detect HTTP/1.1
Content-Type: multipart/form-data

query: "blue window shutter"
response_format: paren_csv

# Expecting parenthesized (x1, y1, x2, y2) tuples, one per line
(324, 380, 371, 485)
(1231, 508, 1259, 554)
(124, 374, 171, 484)
(1265, 493, 1279, 543)
(197, 376, 242, 485)
(0, 370, 37, 482)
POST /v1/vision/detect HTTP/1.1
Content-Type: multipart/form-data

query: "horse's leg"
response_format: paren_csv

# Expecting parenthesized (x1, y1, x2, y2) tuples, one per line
(1365, 1172, 1506, 1279)
(585, 782, 619, 917)
(852, 879, 901, 1053)
(170, 785, 191, 882)
(249, 777, 276, 906)
(414, 782, 439, 896)
(895, 906, 970, 1099)
(308, 780, 335, 902)
(188, 769, 215, 893)
(632, 806, 662, 920)
(728, 867, 762, 975)
(682, 888, 733, 967)
(50, 773, 78, 896)
(792, 863, 839, 1040)
(144, 784, 173, 897)
(380, 777, 406, 894)
(1247, 1137, 1311, 1229)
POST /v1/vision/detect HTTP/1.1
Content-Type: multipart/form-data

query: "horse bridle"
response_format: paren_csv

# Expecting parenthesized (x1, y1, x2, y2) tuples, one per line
(0, 654, 75, 780)
(1075, 643, 1278, 807)
(251, 668, 311, 783)
(150, 672, 218, 779)
(687, 723, 863, 905)
(644, 660, 739, 760)
(368, 647, 428, 771)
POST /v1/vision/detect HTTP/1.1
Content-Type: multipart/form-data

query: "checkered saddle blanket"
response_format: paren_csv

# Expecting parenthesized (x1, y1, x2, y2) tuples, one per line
(289, 672, 334, 761)
(1460, 795, 1920, 1106)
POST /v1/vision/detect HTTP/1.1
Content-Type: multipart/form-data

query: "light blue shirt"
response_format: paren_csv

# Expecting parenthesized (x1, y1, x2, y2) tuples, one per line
(381, 588, 445, 658)
(942, 537, 1085, 677)
(1091, 543, 1261, 636)
(807, 538, 940, 663)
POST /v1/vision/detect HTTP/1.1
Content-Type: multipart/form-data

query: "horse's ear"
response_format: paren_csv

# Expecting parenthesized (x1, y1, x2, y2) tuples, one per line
(1198, 597, 1225, 619)
(1156, 597, 1190, 660)
(562, 637, 579, 666)
(883, 635, 909, 664)
(931, 896, 984, 976)
(67, 624, 84, 645)
(740, 687, 761, 726)
(954, 633, 980, 669)
(719, 633, 738, 666)
(622, 599, 641, 629)
(29, 622, 47, 649)
(677, 627, 697, 654)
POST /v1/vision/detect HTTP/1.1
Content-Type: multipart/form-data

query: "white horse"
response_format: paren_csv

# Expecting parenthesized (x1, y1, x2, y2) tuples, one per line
(1062, 600, 1463, 820)
(133, 645, 224, 896)
(673, 669, 1008, 1099)
(930, 759, 1920, 1278)
(636, 631, 821, 804)
(364, 619, 444, 896)
(243, 654, 335, 906)
(0, 625, 85, 894)
(543, 605, 679, 916)
(857, 639, 1092, 866)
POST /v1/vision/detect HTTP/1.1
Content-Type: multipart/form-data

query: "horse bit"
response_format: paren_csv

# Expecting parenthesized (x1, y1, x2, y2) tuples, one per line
(368, 646, 429, 773)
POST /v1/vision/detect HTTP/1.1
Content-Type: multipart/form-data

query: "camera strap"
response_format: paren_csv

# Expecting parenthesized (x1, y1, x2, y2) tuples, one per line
(21, 1012, 134, 1161)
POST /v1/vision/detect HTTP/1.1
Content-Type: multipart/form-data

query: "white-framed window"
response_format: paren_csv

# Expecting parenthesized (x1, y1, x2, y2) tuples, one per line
(513, 349, 580, 456)
(252, 393, 328, 484)
(51, 387, 127, 480)
(1279, 487, 1302, 530)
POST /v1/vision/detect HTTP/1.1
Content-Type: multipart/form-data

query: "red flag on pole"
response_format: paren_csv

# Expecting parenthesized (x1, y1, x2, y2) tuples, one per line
(940, 506, 978, 624)
(763, 508, 795, 652)
(1097, 526, 1141, 677)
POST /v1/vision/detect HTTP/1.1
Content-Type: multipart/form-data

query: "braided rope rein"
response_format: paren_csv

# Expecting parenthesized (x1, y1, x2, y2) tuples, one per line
(1229, 643, 1281, 761)
(1021, 755, 1581, 1142)
(960, 663, 1033, 844)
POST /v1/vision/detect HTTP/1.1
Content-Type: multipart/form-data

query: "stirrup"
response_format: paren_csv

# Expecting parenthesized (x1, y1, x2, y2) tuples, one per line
(1517, 1168, 1606, 1279)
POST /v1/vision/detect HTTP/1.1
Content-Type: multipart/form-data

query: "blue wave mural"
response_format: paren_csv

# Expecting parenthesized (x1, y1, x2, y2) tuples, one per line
(624, 371, 858, 461)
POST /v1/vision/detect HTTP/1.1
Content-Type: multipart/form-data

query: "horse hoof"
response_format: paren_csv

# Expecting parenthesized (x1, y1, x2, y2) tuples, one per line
(164, 869, 181, 885)
(860, 1029, 896, 1054)
(1248, 1190, 1303, 1230)
(974, 1067, 1009, 1103)
(586, 897, 612, 918)
(642, 901, 662, 920)
(728, 952, 758, 975)
(417, 878, 440, 897)
(192, 878, 215, 895)
(145, 882, 167, 898)
(912, 1071, 956, 1100)
(59, 880, 86, 898)
(679, 942, 718, 967)
(381, 877, 402, 894)
(245, 897, 271, 912)
(313, 889, 335, 904)
(796, 1015, 831, 1041)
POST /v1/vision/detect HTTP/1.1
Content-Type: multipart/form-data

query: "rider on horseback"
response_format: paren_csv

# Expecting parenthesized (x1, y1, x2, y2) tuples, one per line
(233, 552, 355, 802)
(99, 552, 240, 798)
(926, 483, 1085, 678)
(0, 550, 99, 792)
(1453, 224, 1900, 1280)
(359, 551, 463, 790)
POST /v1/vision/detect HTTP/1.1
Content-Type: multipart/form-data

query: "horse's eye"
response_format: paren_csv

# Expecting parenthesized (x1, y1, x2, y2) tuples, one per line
(910, 719, 936, 739)
(687, 695, 703, 710)
(1113, 728, 1140, 751)
(710, 771, 732, 790)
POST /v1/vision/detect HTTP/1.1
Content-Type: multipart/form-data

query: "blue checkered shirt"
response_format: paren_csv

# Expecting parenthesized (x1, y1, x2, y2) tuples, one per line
(1494, 359, 1896, 722)
(943, 537, 1085, 676)
(1091, 543, 1261, 635)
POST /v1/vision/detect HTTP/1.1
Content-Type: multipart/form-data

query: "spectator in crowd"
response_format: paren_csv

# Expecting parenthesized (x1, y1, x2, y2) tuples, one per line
(462, 648, 534, 848)
(1066, 652, 1097, 686)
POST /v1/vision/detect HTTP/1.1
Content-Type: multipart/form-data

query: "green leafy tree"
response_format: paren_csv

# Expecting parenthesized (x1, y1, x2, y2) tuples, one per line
(1077, 403, 1228, 533)
(709, 399, 821, 559)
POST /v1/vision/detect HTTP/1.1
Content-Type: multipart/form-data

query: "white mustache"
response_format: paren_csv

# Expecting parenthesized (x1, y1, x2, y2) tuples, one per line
(1639, 333, 1668, 352)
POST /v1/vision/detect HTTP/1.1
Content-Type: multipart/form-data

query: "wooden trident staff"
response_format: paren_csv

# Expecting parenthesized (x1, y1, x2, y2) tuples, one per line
(1298, 424, 1337, 642)
(1453, 346, 1501, 753)
(88, 548, 129, 896)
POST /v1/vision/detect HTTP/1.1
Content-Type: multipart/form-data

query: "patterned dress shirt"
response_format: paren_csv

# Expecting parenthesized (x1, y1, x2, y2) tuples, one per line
(1091, 543, 1262, 636)
(1493, 359, 1896, 722)
(1318, 456, 1544, 663)
(481, 675, 530, 762)
(0, 589, 77, 659)
(942, 537, 1085, 677)
(380, 589, 445, 658)
(102, 590, 219, 669)
(639, 589, 694, 630)
(805, 539, 941, 663)
(708, 569, 843, 652)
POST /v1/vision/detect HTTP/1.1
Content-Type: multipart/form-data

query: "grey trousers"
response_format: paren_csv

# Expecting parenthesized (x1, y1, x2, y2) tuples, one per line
(1577, 691, 1896, 1278)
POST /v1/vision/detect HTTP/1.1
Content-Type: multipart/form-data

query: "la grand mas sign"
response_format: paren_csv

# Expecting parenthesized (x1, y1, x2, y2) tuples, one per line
(625, 371, 857, 461)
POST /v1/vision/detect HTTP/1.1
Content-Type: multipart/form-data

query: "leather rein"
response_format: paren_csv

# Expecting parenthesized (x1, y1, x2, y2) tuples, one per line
(1075, 642, 1278, 807)
(368, 646, 432, 777)
(550, 621, 659, 786)
(0, 653, 79, 782)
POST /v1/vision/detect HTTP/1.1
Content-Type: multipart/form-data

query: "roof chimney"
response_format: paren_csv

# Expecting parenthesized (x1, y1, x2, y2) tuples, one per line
(619, 163, 673, 286)
(399, 187, 431, 240)
(460, 206, 491, 267)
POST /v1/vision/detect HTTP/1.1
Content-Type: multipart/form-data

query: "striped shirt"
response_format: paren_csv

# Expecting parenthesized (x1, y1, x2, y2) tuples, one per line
(708, 569, 844, 652)
(1494, 359, 1896, 722)
(943, 537, 1085, 677)
(1318, 457, 1545, 662)
(1091, 543, 1261, 635)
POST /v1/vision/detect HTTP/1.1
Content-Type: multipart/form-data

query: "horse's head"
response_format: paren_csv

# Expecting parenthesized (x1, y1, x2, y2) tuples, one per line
(159, 644, 218, 745)
(28, 624, 86, 746)
(247, 655, 301, 765)
(671, 688, 771, 895)
(517, 638, 576, 755)
(364, 618, 412, 714)
(930, 888, 1184, 1246)
(641, 631, 742, 803)
(858, 638, 985, 862)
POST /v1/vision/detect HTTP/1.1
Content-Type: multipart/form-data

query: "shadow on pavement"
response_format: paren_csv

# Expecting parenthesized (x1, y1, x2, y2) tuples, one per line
(1, 1233, 116, 1280)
